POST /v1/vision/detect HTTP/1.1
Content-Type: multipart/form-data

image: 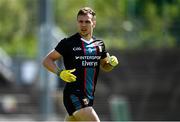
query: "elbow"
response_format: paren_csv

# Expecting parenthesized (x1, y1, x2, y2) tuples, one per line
(42, 57, 47, 67)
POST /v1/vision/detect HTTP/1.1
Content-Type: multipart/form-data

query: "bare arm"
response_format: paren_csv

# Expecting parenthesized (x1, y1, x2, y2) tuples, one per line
(42, 49, 62, 74)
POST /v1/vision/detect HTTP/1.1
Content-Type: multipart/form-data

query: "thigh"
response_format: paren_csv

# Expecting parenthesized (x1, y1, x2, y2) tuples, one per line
(73, 107, 100, 121)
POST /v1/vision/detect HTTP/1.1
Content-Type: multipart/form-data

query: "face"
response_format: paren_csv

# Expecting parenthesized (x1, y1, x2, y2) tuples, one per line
(77, 13, 96, 39)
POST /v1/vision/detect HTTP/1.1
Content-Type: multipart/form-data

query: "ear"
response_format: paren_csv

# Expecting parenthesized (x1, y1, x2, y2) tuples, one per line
(92, 20, 96, 28)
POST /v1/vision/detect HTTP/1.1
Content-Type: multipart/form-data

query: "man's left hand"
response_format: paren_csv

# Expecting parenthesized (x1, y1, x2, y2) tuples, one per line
(109, 56, 119, 67)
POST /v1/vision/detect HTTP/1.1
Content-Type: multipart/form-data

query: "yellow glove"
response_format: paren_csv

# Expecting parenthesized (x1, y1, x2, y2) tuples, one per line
(109, 55, 119, 67)
(58, 69, 77, 83)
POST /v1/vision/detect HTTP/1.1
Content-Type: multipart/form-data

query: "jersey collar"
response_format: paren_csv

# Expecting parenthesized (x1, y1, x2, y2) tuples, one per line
(80, 37, 93, 44)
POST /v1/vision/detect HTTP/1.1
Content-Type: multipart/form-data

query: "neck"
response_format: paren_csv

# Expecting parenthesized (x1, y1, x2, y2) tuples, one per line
(79, 33, 93, 41)
(82, 36, 91, 41)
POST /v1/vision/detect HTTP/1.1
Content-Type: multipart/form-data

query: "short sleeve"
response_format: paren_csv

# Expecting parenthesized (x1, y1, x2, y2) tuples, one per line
(55, 38, 67, 56)
(101, 41, 107, 59)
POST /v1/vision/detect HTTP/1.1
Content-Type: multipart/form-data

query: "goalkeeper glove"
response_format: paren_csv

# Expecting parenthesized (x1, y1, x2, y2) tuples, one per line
(57, 69, 77, 83)
(109, 55, 119, 67)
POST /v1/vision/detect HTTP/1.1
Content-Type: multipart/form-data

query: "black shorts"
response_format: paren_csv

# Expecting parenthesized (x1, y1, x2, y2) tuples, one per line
(63, 88, 94, 115)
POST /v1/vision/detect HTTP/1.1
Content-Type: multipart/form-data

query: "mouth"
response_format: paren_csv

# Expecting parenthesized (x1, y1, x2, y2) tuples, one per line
(81, 28, 87, 32)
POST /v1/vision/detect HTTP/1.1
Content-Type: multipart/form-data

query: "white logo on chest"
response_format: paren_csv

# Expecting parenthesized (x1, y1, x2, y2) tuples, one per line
(87, 48, 96, 53)
(73, 47, 82, 51)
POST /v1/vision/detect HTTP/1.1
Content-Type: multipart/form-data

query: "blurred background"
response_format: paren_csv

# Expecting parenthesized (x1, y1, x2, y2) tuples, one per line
(0, 0, 180, 121)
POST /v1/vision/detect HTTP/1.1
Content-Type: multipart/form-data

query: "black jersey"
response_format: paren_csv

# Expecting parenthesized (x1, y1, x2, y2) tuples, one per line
(55, 33, 107, 99)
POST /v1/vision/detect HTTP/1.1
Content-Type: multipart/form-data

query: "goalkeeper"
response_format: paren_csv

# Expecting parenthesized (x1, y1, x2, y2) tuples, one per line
(42, 7, 118, 122)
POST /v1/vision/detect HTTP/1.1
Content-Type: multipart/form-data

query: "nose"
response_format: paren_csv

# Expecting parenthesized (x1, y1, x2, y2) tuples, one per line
(82, 22, 86, 26)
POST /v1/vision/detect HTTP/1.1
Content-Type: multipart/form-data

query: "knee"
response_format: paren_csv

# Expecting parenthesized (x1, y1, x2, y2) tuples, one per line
(64, 115, 76, 121)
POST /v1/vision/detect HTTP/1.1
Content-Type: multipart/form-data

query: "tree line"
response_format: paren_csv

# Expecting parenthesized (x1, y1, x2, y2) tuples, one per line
(0, 0, 179, 57)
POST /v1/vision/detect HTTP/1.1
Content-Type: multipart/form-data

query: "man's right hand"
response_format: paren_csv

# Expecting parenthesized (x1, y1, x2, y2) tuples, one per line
(58, 69, 77, 83)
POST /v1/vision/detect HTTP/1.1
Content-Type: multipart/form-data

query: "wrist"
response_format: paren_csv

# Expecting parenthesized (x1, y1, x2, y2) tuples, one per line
(56, 68, 63, 76)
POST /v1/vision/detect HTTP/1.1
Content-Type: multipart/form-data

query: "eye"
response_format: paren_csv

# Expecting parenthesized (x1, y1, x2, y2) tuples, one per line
(85, 20, 91, 24)
(78, 20, 83, 23)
